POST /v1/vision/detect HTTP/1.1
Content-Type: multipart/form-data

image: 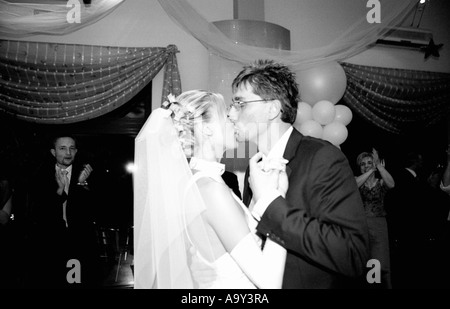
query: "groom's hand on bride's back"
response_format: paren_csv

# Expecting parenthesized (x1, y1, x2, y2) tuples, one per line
(189, 247, 217, 288)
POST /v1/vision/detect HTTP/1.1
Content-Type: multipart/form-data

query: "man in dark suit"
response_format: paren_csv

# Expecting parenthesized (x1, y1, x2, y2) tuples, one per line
(228, 60, 369, 289)
(25, 134, 101, 288)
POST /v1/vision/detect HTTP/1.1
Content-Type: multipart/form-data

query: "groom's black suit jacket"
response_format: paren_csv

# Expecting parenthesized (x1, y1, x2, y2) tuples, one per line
(243, 128, 369, 289)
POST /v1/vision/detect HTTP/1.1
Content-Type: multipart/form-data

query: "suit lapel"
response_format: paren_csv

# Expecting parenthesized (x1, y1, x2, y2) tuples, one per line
(283, 128, 303, 178)
(243, 167, 252, 207)
(283, 128, 303, 162)
(69, 164, 83, 191)
(285, 165, 292, 178)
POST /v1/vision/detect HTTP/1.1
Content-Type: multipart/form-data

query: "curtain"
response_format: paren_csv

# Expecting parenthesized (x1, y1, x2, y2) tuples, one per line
(342, 62, 450, 134)
(0, 40, 181, 124)
(157, 0, 418, 71)
(0, 0, 124, 38)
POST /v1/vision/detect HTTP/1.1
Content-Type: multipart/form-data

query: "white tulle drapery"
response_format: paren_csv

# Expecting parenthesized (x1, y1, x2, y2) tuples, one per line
(157, 0, 417, 71)
(0, 0, 124, 37)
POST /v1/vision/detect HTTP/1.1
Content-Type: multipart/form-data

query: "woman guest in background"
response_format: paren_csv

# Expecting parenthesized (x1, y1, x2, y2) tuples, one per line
(355, 148, 395, 289)
(134, 90, 287, 289)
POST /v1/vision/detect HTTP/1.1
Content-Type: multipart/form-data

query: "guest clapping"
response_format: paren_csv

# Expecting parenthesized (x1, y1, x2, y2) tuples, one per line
(355, 148, 394, 289)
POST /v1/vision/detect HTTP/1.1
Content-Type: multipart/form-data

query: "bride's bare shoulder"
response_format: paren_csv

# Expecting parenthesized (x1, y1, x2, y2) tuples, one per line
(196, 177, 237, 207)
(196, 176, 228, 193)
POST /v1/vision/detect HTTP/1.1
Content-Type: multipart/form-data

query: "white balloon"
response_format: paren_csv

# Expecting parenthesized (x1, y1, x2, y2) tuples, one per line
(299, 120, 323, 139)
(334, 105, 353, 126)
(296, 61, 347, 105)
(322, 122, 348, 146)
(312, 100, 336, 125)
(294, 102, 313, 126)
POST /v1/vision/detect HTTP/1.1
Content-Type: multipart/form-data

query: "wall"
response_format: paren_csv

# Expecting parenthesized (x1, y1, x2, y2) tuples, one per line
(347, 0, 450, 73)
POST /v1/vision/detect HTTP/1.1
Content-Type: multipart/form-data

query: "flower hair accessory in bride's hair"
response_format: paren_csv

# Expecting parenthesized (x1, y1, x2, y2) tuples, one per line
(162, 93, 193, 122)
(162, 94, 178, 113)
(161, 93, 195, 157)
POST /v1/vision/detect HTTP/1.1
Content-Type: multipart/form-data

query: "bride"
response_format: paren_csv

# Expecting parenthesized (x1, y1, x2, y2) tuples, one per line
(134, 90, 287, 289)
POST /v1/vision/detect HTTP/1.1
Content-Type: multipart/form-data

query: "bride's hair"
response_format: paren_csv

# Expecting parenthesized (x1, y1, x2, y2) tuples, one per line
(164, 90, 226, 157)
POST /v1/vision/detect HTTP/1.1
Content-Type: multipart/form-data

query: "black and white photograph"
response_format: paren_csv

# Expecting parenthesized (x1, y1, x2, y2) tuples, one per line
(0, 0, 449, 297)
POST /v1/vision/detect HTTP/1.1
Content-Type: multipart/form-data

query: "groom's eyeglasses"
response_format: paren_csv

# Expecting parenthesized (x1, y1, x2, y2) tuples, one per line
(228, 99, 274, 112)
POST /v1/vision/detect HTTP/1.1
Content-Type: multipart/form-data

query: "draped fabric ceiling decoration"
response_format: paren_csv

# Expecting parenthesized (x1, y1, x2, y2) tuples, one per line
(0, 0, 181, 124)
(0, 40, 181, 123)
(0, 0, 124, 37)
(157, 0, 449, 135)
(157, 0, 418, 71)
(342, 62, 450, 134)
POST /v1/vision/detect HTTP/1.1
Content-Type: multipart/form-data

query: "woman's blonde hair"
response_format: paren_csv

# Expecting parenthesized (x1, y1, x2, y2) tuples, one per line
(164, 90, 226, 157)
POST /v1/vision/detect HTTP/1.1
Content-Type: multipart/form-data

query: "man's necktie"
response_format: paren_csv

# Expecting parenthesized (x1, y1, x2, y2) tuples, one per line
(61, 169, 70, 194)
(61, 169, 69, 227)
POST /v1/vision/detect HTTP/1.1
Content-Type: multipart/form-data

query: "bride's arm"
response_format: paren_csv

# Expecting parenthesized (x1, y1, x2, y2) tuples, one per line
(199, 179, 286, 289)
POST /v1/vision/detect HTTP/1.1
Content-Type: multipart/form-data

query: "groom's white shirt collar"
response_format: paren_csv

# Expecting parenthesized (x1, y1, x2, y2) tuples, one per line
(265, 126, 293, 160)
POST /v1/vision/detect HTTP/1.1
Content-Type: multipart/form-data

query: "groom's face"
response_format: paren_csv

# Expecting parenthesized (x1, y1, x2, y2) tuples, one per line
(228, 83, 270, 144)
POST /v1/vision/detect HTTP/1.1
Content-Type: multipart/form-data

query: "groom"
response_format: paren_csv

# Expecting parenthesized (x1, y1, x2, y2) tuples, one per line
(227, 59, 369, 288)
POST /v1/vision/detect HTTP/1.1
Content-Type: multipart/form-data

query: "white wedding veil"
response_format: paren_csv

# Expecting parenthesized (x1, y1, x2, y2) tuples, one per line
(133, 106, 214, 289)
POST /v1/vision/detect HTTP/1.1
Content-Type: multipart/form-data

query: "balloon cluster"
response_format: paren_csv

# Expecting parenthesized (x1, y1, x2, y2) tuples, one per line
(293, 61, 352, 147)
(294, 101, 352, 146)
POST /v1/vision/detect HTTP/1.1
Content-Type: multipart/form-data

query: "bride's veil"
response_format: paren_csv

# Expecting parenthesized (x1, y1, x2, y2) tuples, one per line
(133, 107, 214, 289)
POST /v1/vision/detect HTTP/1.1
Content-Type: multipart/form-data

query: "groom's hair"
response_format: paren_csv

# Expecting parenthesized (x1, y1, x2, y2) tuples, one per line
(231, 59, 299, 124)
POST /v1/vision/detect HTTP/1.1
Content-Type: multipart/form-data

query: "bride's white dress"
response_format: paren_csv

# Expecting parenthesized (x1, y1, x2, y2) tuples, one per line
(188, 158, 261, 289)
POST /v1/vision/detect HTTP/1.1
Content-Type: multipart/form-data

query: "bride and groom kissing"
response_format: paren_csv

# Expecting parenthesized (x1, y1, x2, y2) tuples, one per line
(134, 59, 370, 289)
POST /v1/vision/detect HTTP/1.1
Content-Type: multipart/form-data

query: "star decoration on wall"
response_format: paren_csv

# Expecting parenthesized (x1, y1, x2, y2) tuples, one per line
(421, 39, 443, 59)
